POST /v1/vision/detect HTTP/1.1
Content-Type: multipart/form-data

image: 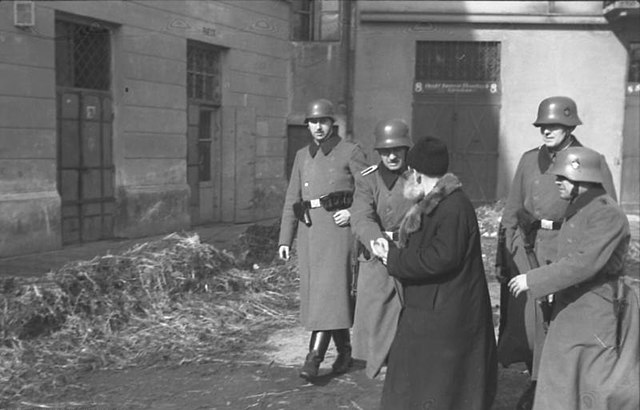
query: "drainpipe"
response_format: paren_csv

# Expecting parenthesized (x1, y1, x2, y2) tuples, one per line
(345, 0, 357, 140)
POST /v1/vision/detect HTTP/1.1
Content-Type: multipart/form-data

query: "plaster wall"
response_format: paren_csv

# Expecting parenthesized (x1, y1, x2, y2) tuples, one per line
(353, 21, 627, 199)
(0, 0, 291, 256)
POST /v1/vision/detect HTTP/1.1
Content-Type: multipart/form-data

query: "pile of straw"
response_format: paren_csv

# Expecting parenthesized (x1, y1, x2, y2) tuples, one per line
(0, 232, 298, 406)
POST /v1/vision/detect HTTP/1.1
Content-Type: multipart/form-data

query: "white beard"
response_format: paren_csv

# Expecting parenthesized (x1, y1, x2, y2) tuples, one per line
(403, 175, 426, 201)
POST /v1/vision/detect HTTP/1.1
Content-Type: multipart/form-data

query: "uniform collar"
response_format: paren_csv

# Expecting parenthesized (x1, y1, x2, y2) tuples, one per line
(538, 135, 582, 173)
(309, 133, 340, 158)
(564, 186, 607, 220)
(379, 162, 406, 190)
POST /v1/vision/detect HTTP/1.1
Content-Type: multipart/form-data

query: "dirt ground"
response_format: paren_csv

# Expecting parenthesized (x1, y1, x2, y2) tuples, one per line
(17, 320, 530, 410)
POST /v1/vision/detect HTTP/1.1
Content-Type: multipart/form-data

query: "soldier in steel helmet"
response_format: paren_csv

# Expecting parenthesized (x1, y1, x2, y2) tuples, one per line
(277, 98, 369, 380)
(349, 118, 416, 378)
(509, 146, 638, 410)
(499, 96, 617, 409)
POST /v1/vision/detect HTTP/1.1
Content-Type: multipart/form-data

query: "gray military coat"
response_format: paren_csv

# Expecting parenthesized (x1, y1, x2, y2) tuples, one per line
(278, 137, 368, 331)
(350, 164, 414, 378)
(500, 137, 616, 376)
(526, 189, 638, 410)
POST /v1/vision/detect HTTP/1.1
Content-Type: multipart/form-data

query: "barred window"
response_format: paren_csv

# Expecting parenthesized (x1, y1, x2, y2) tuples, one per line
(416, 41, 500, 82)
(55, 20, 111, 90)
(187, 41, 222, 104)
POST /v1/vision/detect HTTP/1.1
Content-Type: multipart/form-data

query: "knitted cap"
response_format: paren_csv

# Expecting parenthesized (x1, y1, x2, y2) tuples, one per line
(407, 137, 449, 177)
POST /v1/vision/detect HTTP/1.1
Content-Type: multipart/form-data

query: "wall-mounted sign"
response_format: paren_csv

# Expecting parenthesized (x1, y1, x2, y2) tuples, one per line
(414, 81, 500, 95)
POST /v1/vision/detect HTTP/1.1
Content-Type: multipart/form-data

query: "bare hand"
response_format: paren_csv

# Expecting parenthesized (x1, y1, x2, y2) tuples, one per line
(278, 245, 290, 261)
(370, 238, 389, 265)
(508, 274, 529, 297)
(333, 209, 351, 226)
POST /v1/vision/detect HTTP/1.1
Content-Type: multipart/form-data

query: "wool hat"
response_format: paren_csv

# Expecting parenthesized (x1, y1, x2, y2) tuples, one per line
(407, 136, 449, 177)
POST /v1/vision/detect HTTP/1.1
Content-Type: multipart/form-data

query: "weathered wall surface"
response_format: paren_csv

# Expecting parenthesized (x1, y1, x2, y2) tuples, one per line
(353, 1, 628, 199)
(0, 4, 61, 255)
(0, 0, 290, 256)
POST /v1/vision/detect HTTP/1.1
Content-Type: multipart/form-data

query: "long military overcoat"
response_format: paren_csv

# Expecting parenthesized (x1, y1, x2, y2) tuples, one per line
(500, 137, 616, 375)
(350, 164, 414, 378)
(278, 138, 368, 331)
(525, 189, 639, 410)
(381, 174, 497, 410)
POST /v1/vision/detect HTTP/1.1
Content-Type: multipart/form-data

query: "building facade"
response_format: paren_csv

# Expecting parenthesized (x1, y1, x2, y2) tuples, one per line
(1, 0, 291, 256)
(352, 1, 640, 207)
(1, 1, 638, 257)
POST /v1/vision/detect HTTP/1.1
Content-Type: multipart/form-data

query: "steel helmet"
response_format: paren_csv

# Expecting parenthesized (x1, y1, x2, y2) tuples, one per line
(533, 96, 583, 127)
(546, 147, 604, 184)
(374, 119, 413, 149)
(304, 98, 335, 123)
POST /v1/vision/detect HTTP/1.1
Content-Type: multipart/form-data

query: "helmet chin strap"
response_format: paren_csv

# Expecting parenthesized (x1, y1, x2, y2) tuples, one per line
(550, 131, 574, 153)
(570, 181, 581, 199)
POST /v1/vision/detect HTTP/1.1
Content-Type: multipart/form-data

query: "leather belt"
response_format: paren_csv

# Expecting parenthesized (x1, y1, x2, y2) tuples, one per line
(534, 219, 562, 230)
(303, 198, 322, 209)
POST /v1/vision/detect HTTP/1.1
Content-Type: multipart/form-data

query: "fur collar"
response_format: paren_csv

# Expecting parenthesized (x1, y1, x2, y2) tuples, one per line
(398, 173, 462, 247)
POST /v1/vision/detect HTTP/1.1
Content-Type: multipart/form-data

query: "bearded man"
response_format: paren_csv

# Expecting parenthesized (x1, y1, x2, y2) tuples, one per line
(371, 137, 497, 410)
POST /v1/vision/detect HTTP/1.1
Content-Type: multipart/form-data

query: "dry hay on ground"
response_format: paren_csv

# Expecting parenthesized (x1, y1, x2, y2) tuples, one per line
(0, 232, 298, 407)
(0, 204, 637, 407)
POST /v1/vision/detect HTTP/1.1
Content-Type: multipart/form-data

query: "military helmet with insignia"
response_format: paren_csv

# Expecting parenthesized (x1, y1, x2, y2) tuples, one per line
(374, 119, 413, 149)
(533, 96, 583, 127)
(546, 147, 604, 183)
(305, 99, 335, 123)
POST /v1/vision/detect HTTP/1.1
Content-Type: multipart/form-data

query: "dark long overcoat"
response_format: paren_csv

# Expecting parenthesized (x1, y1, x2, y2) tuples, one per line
(525, 189, 639, 410)
(500, 137, 616, 375)
(278, 137, 368, 331)
(350, 164, 414, 378)
(381, 174, 497, 410)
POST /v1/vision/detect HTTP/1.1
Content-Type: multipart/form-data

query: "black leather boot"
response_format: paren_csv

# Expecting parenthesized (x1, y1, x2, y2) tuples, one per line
(331, 329, 353, 374)
(299, 331, 330, 380)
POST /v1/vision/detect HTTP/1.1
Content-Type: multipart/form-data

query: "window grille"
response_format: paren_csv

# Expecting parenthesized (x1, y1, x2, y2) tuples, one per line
(55, 20, 110, 90)
(416, 41, 500, 82)
(187, 42, 222, 104)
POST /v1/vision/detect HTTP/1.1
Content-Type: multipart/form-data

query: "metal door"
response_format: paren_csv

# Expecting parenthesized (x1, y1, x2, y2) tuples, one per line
(412, 41, 501, 204)
(55, 19, 114, 244)
(57, 90, 115, 244)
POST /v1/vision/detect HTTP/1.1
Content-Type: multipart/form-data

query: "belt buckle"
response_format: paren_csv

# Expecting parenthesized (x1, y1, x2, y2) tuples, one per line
(540, 219, 554, 230)
(383, 231, 397, 241)
(309, 198, 321, 208)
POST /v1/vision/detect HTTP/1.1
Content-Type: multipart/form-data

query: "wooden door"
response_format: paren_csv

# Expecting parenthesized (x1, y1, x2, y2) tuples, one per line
(412, 94, 500, 204)
(187, 104, 222, 224)
(621, 43, 640, 215)
(412, 41, 501, 204)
